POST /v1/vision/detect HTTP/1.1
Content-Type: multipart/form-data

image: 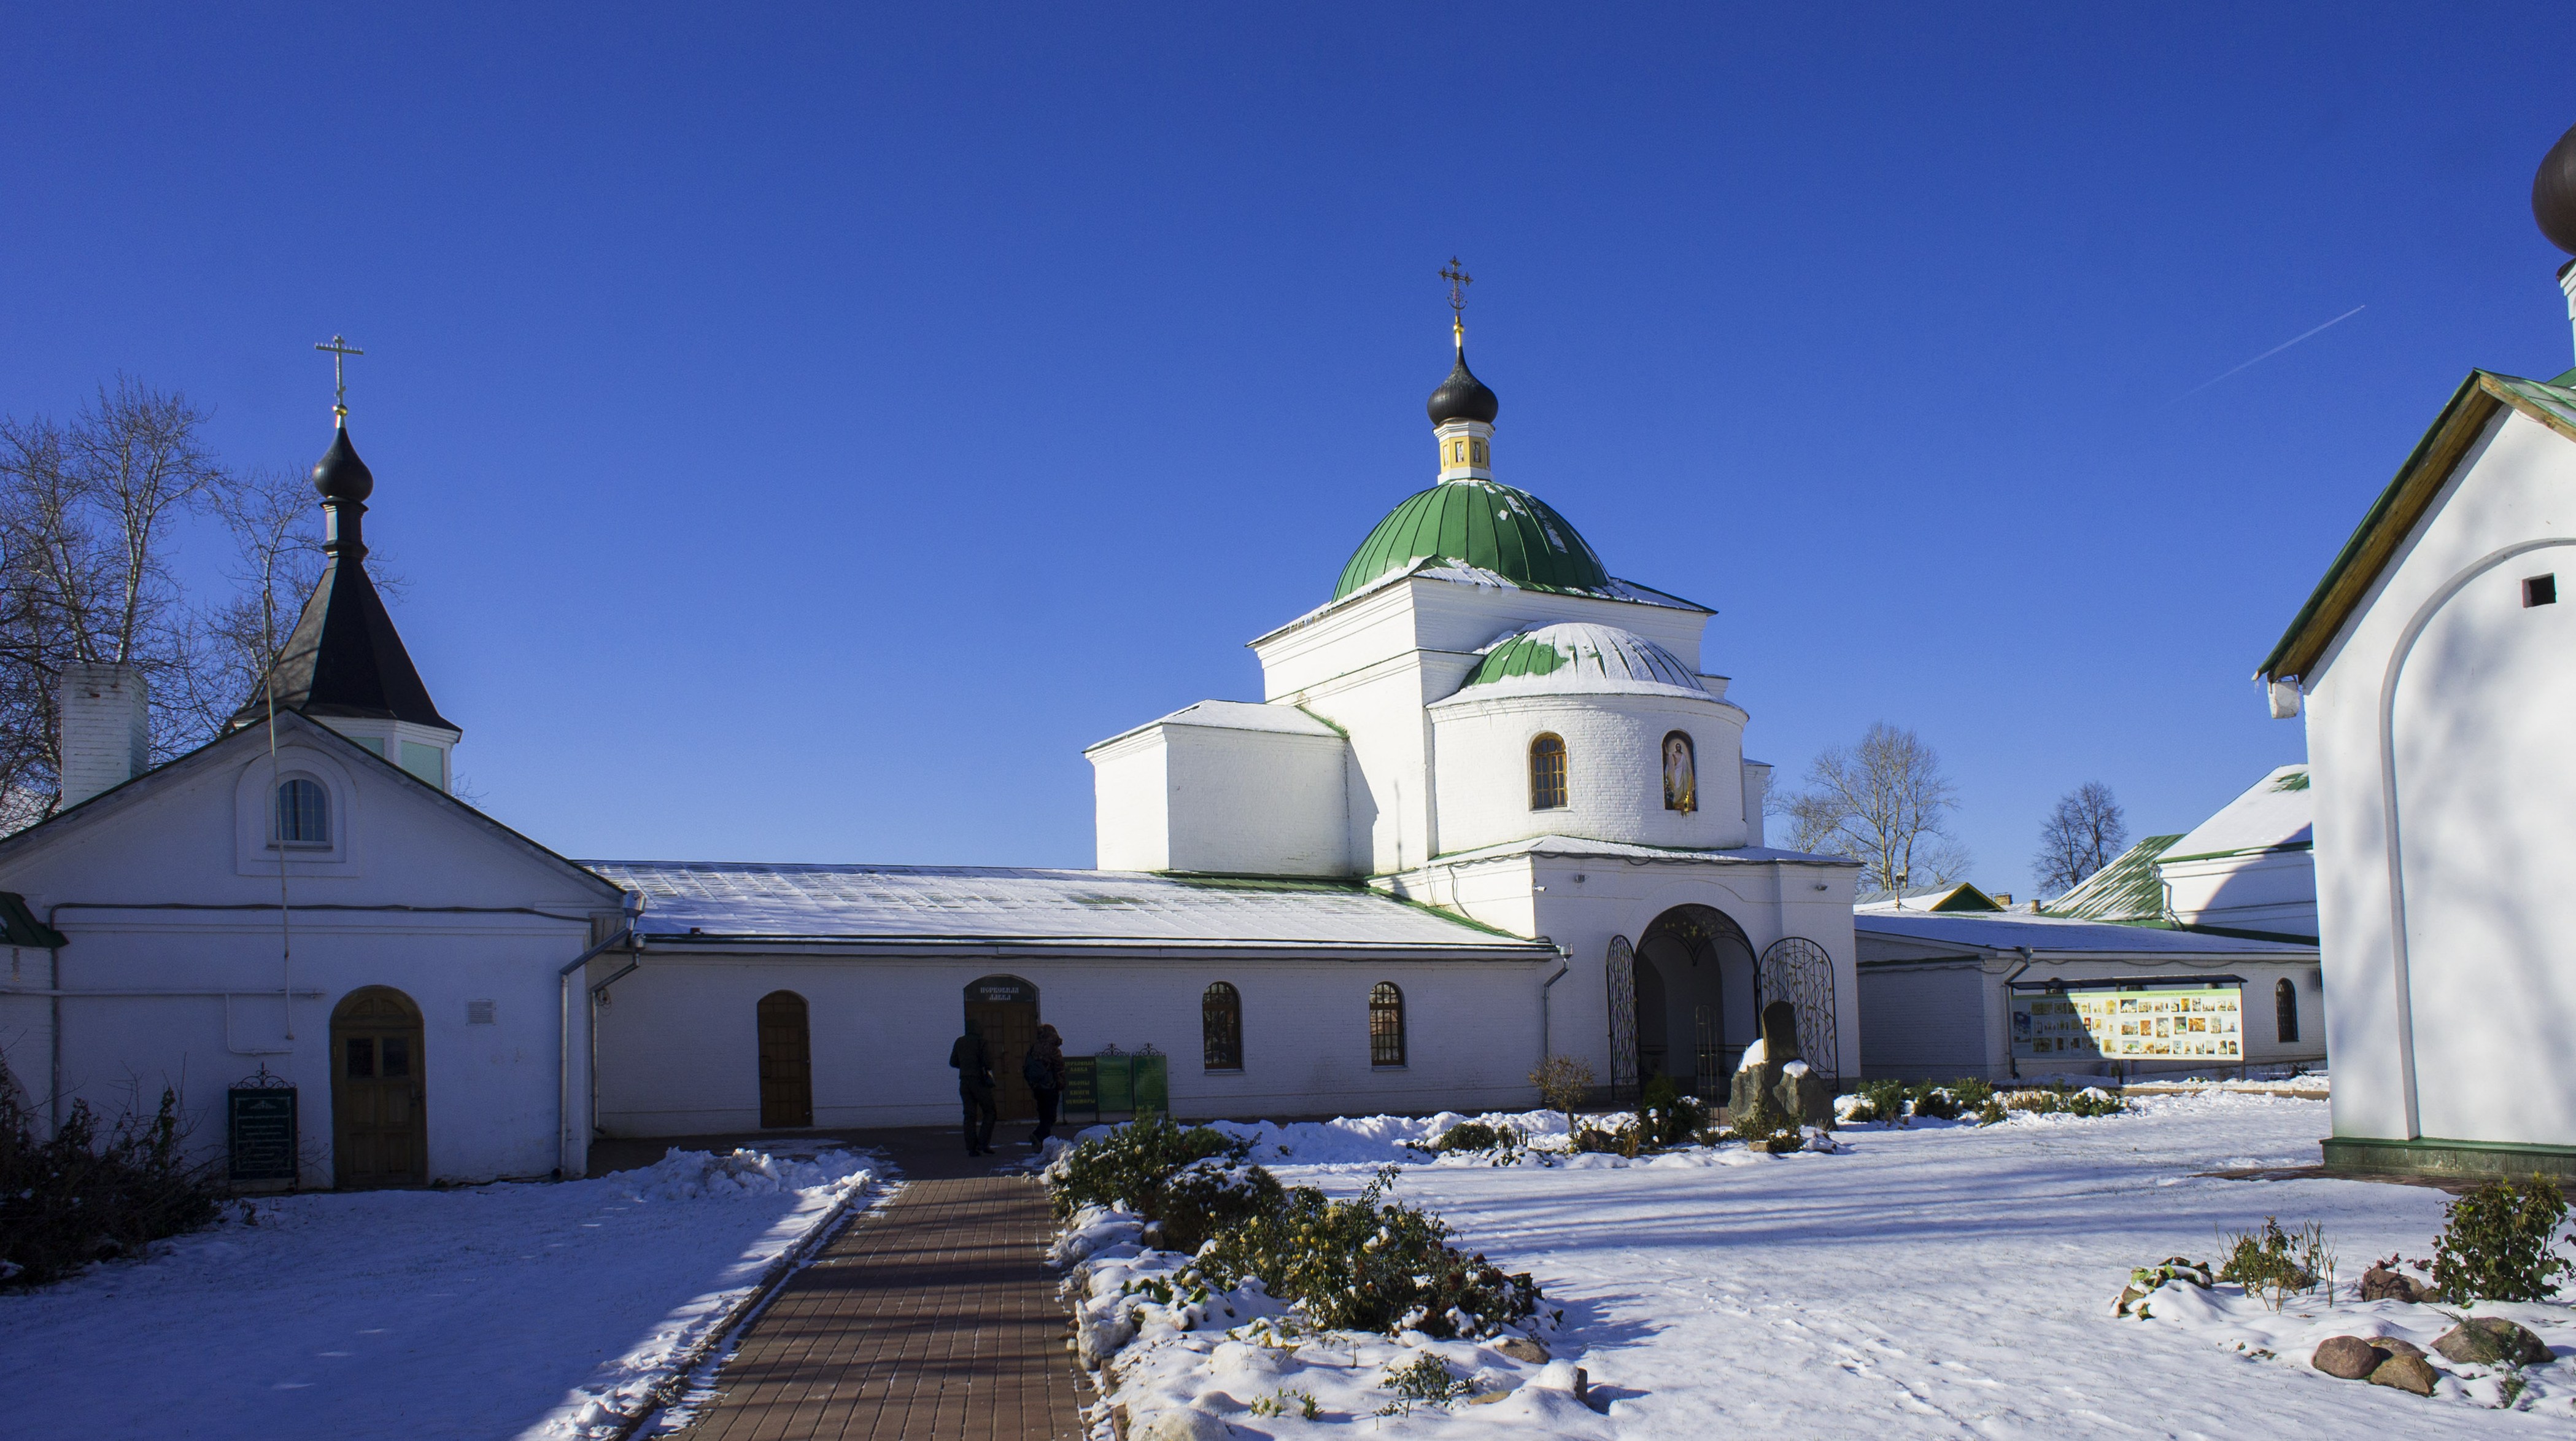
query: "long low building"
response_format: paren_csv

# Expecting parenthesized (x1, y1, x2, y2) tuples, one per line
(582, 861, 1563, 1133)
(1855, 909, 2322, 1083)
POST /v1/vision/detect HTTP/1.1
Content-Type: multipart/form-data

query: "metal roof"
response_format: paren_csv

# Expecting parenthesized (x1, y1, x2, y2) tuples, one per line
(1423, 834, 1860, 869)
(2163, 765, 2311, 863)
(2041, 834, 2181, 923)
(584, 860, 1558, 955)
(1334, 480, 1611, 600)
(1456, 623, 1708, 699)
(1855, 910, 2315, 956)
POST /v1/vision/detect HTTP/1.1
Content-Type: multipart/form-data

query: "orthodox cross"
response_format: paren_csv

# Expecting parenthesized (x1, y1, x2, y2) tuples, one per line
(1440, 257, 1472, 320)
(315, 335, 365, 422)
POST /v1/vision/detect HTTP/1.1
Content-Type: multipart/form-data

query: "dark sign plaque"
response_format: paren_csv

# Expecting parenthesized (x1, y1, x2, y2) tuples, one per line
(227, 1085, 298, 1186)
(1063, 1056, 1098, 1117)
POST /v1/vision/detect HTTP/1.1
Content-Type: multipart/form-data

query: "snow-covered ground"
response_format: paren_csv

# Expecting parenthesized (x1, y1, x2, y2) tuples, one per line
(1069, 1095, 2576, 1436)
(1, 1147, 876, 1441)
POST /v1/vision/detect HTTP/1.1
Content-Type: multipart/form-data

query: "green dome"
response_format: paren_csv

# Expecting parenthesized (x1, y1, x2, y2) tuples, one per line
(1332, 480, 1610, 601)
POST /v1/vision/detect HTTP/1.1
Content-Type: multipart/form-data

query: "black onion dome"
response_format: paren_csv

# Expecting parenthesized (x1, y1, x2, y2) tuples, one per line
(1426, 349, 1500, 427)
(312, 427, 374, 502)
(2539, 121, 2576, 255)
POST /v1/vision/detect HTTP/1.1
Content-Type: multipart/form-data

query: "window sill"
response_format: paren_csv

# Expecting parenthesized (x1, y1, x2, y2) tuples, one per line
(1204, 1066, 1244, 1074)
(269, 842, 334, 852)
(1371, 1063, 1409, 1070)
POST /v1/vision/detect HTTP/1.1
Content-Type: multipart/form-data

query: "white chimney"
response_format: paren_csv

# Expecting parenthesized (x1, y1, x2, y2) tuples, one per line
(58, 663, 150, 808)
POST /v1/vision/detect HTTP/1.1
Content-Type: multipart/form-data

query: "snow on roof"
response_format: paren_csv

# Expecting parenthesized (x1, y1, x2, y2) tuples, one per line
(1085, 699, 1342, 753)
(584, 860, 1553, 954)
(1855, 909, 2315, 956)
(2043, 834, 2181, 923)
(2163, 765, 2312, 862)
(1257, 557, 1712, 643)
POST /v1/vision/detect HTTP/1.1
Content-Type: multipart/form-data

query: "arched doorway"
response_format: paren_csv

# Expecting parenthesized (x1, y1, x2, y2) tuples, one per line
(964, 975, 1040, 1121)
(757, 991, 813, 1128)
(331, 987, 426, 1189)
(1634, 906, 1756, 1097)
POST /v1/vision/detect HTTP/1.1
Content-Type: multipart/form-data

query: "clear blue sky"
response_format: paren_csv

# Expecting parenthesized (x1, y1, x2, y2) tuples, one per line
(4, 7, 2570, 884)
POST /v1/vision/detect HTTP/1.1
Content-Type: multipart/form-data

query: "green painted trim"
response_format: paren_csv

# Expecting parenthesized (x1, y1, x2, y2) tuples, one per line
(2323, 1135, 2576, 1180)
(1293, 705, 1348, 739)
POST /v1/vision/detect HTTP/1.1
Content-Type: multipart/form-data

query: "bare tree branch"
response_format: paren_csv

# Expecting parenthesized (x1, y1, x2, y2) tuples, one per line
(1772, 721, 1971, 894)
(2033, 780, 2129, 896)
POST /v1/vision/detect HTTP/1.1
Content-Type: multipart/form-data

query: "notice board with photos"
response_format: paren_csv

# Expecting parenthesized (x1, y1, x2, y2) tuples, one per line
(2011, 985, 2245, 1062)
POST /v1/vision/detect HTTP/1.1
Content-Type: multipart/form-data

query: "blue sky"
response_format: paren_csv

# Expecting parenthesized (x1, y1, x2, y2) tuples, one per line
(3, 6, 2570, 884)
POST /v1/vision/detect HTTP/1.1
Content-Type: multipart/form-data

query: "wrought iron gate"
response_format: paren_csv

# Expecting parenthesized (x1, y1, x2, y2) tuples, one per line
(1757, 936, 1839, 1081)
(1604, 934, 1636, 1104)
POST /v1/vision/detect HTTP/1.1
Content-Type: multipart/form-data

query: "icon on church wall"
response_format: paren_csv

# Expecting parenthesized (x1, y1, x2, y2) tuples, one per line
(1663, 731, 1696, 813)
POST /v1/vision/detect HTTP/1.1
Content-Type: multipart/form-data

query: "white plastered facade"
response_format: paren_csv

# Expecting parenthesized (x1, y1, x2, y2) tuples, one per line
(2291, 401, 2576, 1152)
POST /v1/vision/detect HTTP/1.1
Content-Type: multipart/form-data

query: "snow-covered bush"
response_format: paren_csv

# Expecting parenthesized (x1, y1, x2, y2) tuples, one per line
(2216, 1216, 2334, 1310)
(1155, 1160, 1286, 1254)
(1412, 1119, 1527, 1165)
(2431, 1177, 2574, 1302)
(1048, 1113, 1250, 1222)
(1638, 1075, 1710, 1149)
(1725, 1092, 1804, 1153)
(1194, 1165, 1544, 1338)
(1, 1084, 225, 1288)
(2004, 1086, 2125, 1118)
(1845, 1078, 1909, 1124)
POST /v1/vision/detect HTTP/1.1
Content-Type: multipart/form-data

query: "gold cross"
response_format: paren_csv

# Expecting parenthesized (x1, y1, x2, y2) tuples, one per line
(314, 335, 365, 421)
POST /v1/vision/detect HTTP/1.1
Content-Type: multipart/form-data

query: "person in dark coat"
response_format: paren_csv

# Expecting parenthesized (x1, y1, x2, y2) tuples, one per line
(1024, 1023, 1066, 1146)
(950, 1020, 997, 1156)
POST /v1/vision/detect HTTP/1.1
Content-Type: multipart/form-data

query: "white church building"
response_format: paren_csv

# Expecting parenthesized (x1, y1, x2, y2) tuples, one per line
(0, 313, 1857, 1188)
(2254, 123, 2576, 1179)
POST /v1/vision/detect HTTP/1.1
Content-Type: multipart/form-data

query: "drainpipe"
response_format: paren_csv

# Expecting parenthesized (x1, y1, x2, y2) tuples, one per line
(1539, 957, 1570, 1060)
(559, 895, 643, 1179)
(2002, 946, 2036, 1081)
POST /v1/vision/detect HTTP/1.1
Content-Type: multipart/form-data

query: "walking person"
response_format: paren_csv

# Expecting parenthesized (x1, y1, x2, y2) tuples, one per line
(950, 1020, 997, 1156)
(1024, 1023, 1066, 1147)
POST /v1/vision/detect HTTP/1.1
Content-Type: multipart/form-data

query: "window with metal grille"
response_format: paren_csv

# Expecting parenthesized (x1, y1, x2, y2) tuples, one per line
(1529, 734, 1568, 810)
(2275, 977, 2299, 1044)
(275, 777, 330, 847)
(1369, 982, 1406, 1066)
(1202, 982, 1243, 1070)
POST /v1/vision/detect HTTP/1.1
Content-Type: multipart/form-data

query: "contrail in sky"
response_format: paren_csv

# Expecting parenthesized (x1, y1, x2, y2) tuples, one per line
(2177, 305, 2367, 400)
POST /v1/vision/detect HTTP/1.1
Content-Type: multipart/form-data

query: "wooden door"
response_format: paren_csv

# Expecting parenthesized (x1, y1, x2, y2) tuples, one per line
(331, 988, 426, 1188)
(757, 991, 813, 1128)
(963, 975, 1039, 1121)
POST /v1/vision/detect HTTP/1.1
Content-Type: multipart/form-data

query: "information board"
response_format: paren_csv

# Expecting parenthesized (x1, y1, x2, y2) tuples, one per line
(2011, 985, 2243, 1062)
(226, 1085, 298, 1184)
(1063, 1056, 1099, 1117)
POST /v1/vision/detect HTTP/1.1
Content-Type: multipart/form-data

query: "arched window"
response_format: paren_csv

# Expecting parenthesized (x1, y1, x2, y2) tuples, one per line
(1661, 731, 1696, 813)
(1529, 734, 1568, 810)
(1202, 982, 1242, 1070)
(1369, 982, 1406, 1066)
(2275, 978, 2299, 1044)
(275, 777, 330, 847)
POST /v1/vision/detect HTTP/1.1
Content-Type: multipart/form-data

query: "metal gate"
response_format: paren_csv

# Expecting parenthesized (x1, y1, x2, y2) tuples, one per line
(1757, 936, 1840, 1081)
(1605, 934, 1637, 1104)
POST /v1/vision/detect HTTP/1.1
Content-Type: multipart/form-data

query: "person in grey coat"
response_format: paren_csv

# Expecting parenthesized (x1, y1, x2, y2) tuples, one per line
(949, 1020, 997, 1156)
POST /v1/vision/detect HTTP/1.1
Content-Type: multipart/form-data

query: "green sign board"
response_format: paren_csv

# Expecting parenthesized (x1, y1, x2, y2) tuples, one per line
(1068, 1053, 1169, 1119)
(226, 1086, 298, 1184)
(1131, 1054, 1169, 1115)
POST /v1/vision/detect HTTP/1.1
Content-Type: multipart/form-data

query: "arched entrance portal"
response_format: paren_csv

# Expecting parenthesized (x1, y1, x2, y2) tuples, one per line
(1634, 906, 1757, 1097)
(964, 975, 1040, 1121)
(757, 990, 813, 1128)
(331, 986, 426, 1188)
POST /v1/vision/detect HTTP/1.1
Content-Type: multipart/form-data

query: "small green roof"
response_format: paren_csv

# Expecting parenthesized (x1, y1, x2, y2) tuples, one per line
(1332, 480, 1610, 601)
(2041, 834, 2182, 924)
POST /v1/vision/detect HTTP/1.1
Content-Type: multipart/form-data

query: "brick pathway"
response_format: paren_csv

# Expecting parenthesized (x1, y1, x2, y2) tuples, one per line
(667, 1170, 1086, 1441)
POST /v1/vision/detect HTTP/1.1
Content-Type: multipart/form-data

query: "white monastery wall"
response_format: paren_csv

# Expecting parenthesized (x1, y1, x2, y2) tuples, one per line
(0, 731, 616, 1184)
(2160, 850, 2317, 938)
(1427, 692, 1748, 854)
(1856, 961, 1989, 1081)
(1090, 717, 1350, 876)
(592, 952, 1553, 1133)
(2303, 406, 2576, 1148)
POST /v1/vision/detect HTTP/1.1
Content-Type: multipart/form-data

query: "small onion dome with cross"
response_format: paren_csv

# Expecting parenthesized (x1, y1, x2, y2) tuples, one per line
(1458, 623, 1709, 699)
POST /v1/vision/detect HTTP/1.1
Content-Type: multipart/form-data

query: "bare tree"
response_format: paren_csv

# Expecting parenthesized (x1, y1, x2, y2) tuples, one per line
(0, 379, 237, 823)
(1771, 721, 1971, 895)
(2033, 781, 2128, 897)
(169, 466, 327, 737)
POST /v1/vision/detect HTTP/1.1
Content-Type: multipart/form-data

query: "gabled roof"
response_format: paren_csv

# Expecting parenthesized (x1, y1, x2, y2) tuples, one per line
(2162, 765, 2311, 863)
(2260, 370, 2576, 684)
(1855, 881, 2007, 914)
(0, 712, 620, 904)
(2041, 834, 2182, 924)
(227, 551, 456, 732)
(583, 860, 1560, 958)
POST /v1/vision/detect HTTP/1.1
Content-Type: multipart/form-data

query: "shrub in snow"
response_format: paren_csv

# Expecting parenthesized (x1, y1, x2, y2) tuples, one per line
(2430, 1176, 2574, 1302)
(1637, 1075, 1711, 1149)
(1194, 1165, 1544, 1338)
(2113, 1256, 2212, 1318)
(1723, 1092, 1804, 1154)
(1155, 1160, 1286, 1254)
(1048, 1113, 1250, 1223)
(1845, 1078, 1909, 1125)
(1, 1084, 225, 1288)
(1376, 1351, 1473, 1414)
(2003, 1086, 2125, 1118)
(1571, 1121, 1641, 1156)
(2216, 1216, 2335, 1310)
(1527, 1055, 1594, 1136)
(1413, 1120, 1528, 1165)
